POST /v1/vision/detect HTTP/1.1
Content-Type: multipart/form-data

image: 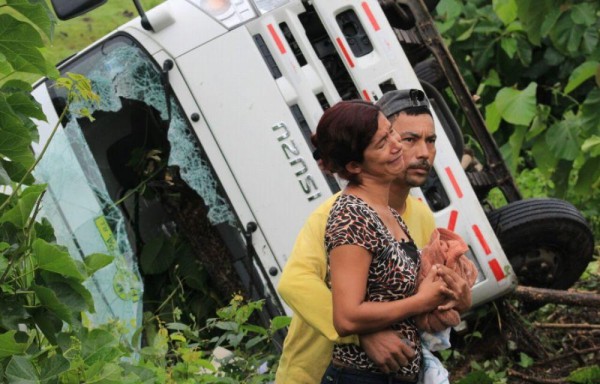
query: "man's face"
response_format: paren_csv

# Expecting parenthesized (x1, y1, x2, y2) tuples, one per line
(391, 112, 436, 187)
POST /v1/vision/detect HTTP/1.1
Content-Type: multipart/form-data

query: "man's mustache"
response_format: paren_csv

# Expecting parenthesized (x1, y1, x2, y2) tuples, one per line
(407, 159, 431, 171)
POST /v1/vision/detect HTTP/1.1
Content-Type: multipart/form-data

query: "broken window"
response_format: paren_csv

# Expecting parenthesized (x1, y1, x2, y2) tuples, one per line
(36, 34, 258, 334)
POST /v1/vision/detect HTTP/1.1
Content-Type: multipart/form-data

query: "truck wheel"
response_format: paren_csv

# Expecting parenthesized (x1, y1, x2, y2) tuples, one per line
(486, 198, 594, 289)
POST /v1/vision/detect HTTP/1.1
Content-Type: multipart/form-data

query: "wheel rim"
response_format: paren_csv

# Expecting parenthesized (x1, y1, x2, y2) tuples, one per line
(510, 246, 561, 287)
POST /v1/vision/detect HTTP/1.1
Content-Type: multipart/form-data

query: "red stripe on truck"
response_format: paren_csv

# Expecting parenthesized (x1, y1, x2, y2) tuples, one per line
(336, 37, 355, 68)
(362, 2, 380, 31)
(472, 224, 491, 255)
(489, 259, 506, 281)
(445, 166, 463, 198)
(268, 24, 286, 54)
(447, 210, 458, 231)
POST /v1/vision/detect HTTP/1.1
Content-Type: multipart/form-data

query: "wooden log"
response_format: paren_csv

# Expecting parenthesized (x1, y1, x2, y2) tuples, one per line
(511, 285, 600, 308)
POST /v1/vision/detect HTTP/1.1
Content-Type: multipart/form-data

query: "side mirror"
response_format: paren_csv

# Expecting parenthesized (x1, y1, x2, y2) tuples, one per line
(51, 0, 107, 20)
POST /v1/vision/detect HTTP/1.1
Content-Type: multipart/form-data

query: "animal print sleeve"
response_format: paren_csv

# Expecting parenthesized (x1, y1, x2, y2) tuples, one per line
(325, 196, 380, 255)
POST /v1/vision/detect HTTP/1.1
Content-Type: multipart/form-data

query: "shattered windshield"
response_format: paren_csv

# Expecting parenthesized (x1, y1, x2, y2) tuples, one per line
(35, 35, 239, 333)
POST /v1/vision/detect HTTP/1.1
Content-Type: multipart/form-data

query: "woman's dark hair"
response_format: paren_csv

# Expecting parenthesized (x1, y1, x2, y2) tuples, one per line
(313, 100, 381, 185)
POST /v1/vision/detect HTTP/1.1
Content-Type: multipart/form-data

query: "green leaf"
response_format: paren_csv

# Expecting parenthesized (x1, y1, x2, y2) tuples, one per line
(582, 136, 600, 157)
(457, 370, 494, 384)
(545, 116, 582, 161)
(569, 3, 596, 26)
(565, 61, 599, 94)
(32, 239, 86, 281)
(0, 14, 47, 75)
(81, 329, 120, 366)
(574, 156, 600, 194)
(140, 235, 176, 275)
(581, 25, 599, 54)
(7, 92, 46, 121)
(270, 315, 291, 331)
(85, 362, 123, 384)
(0, 331, 28, 359)
(495, 83, 537, 126)
(1, 80, 33, 92)
(515, 0, 561, 45)
(5, 355, 39, 384)
(581, 89, 600, 132)
(32, 284, 74, 324)
(500, 36, 517, 58)
(550, 12, 585, 54)
(0, 184, 46, 229)
(518, 352, 534, 367)
(567, 364, 600, 383)
(0, 159, 35, 185)
(485, 102, 501, 133)
(84, 253, 114, 276)
(7, 0, 56, 40)
(493, 0, 517, 25)
(39, 354, 70, 382)
(0, 94, 36, 168)
(30, 308, 62, 346)
(0, 296, 29, 330)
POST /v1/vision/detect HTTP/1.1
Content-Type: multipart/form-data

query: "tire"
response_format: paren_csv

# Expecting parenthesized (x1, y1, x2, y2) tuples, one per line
(486, 198, 595, 290)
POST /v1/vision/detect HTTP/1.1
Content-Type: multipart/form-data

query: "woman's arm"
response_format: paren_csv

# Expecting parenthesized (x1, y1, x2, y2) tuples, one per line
(330, 244, 454, 336)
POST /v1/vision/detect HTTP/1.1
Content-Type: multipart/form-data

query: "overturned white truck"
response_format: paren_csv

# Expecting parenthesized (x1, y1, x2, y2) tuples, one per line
(31, 0, 594, 333)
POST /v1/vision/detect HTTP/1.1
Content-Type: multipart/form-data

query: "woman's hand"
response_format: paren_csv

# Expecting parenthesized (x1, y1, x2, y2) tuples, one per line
(435, 265, 472, 312)
(415, 265, 456, 312)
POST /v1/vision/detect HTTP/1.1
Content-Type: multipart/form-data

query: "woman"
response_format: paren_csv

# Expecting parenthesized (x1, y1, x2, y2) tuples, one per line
(315, 100, 453, 384)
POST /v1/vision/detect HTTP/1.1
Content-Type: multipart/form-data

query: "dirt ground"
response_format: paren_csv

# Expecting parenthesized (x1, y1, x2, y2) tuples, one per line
(446, 269, 600, 383)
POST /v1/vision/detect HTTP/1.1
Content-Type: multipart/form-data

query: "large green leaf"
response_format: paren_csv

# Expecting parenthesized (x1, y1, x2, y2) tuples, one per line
(7, 0, 56, 40)
(581, 88, 600, 132)
(582, 135, 600, 157)
(32, 239, 86, 281)
(0, 184, 46, 229)
(0, 159, 35, 185)
(41, 272, 95, 313)
(492, 0, 517, 25)
(32, 284, 74, 324)
(7, 92, 46, 121)
(550, 11, 585, 54)
(515, 0, 561, 45)
(81, 329, 121, 366)
(565, 61, 599, 94)
(84, 253, 114, 276)
(546, 116, 581, 161)
(0, 331, 28, 359)
(574, 156, 600, 194)
(0, 296, 29, 330)
(5, 355, 39, 384)
(0, 94, 36, 169)
(484, 101, 501, 133)
(495, 82, 537, 126)
(569, 2, 596, 26)
(39, 354, 70, 383)
(0, 14, 47, 75)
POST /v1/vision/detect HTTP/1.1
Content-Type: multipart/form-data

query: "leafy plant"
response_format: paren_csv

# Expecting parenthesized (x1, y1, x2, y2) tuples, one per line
(435, 0, 600, 232)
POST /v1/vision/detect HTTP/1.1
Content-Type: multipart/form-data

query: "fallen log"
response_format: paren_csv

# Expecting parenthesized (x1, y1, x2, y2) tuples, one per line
(510, 285, 600, 308)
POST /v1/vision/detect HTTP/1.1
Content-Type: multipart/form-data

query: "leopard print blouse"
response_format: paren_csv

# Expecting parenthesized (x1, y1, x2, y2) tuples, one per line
(325, 193, 422, 377)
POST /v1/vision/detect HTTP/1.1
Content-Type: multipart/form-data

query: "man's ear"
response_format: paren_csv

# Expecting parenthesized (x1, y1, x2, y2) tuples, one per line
(345, 161, 362, 175)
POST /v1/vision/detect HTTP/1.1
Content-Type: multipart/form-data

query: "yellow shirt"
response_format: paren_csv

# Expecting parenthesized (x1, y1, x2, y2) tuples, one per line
(275, 193, 436, 383)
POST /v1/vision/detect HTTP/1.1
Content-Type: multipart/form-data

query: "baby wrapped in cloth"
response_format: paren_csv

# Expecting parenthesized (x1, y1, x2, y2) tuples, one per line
(416, 228, 478, 332)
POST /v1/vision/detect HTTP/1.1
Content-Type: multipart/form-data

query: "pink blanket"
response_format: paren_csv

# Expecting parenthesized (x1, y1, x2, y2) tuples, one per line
(415, 228, 478, 332)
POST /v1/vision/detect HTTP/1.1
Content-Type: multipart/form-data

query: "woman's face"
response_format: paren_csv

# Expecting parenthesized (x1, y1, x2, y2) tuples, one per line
(356, 112, 404, 182)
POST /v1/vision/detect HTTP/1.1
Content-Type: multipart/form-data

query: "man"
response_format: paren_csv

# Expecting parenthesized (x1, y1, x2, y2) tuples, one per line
(275, 89, 471, 383)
